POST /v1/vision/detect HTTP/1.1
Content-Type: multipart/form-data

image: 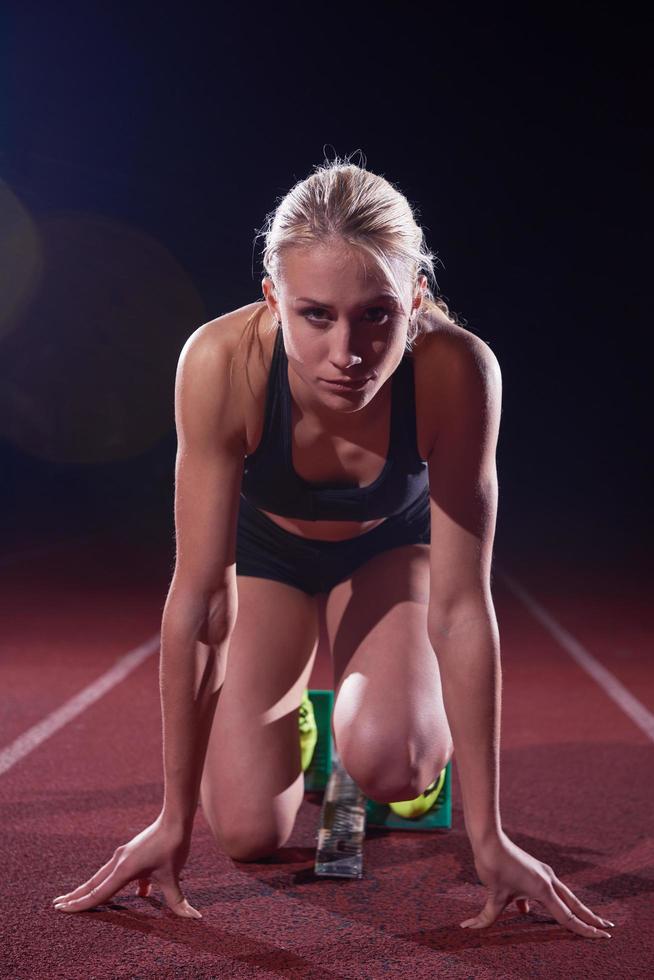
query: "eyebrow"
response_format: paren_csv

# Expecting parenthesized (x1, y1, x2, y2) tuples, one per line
(294, 292, 398, 306)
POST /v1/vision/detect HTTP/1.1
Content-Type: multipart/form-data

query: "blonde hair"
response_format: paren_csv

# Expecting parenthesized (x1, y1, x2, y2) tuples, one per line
(235, 152, 463, 387)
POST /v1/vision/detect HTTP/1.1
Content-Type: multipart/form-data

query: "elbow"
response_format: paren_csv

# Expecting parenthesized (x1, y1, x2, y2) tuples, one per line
(164, 581, 238, 646)
(197, 594, 237, 645)
(428, 595, 497, 643)
(199, 583, 239, 644)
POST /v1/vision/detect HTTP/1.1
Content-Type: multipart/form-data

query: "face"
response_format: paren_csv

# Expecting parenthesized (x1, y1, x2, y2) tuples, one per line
(262, 241, 425, 419)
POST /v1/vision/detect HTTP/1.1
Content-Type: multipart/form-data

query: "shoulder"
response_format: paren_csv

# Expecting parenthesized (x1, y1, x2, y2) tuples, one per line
(182, 301, 273, 360)
(177, 301, 276, 450)
(412, 315, 502, 454)
(180, 300, 278, 384)
(413, 312, 501, 383)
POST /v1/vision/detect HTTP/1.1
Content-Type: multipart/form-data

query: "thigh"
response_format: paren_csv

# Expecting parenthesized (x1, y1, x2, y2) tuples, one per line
(326, 543, 453, 802)
(200, 575, 319, 860)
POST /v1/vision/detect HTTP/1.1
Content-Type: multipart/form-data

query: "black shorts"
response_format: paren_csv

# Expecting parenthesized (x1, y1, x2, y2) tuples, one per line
(235, 490, 431, 596)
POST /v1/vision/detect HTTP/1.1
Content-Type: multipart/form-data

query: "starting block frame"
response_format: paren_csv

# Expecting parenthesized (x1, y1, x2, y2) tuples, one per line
(304, 690, 452, 877)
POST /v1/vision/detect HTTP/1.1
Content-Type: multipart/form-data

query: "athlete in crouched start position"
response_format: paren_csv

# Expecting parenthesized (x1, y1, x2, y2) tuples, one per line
(53, 157, 614, 940)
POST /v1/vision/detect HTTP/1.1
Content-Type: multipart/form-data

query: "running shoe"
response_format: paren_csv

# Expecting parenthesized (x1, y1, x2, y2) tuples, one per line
(299, 689, 318, 772)
(388, 766, 447, 819)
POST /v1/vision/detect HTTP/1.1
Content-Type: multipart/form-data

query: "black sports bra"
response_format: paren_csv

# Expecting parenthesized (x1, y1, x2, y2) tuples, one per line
(241, 327, 429, 521)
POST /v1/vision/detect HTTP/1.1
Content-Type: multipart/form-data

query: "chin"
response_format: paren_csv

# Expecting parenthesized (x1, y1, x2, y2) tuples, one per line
(322, 389, 373, 411)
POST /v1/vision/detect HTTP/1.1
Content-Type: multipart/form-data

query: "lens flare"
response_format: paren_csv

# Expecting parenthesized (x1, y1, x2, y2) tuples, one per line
(0, 211, 206, 463)
(0, 179, 43, 340)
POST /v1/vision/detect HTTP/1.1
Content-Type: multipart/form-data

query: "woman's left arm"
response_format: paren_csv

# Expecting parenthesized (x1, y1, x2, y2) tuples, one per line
(425, 333, 614, 939)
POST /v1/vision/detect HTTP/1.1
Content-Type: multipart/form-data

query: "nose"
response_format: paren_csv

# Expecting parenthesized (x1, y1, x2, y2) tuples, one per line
(328, 323, 363, 370)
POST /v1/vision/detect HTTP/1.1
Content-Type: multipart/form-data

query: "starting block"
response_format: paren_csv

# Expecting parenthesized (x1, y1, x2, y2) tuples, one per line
(303, 689, 334, 793)
(305, 689, 452, 878)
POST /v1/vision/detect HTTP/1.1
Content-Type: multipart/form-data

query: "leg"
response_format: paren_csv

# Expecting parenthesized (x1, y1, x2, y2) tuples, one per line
(200, 576, 319, 861)
(326, 543, 453, 802)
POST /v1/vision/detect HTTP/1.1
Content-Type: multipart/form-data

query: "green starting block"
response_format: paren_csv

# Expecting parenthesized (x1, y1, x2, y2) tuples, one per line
(303, 689, 334, 792)
(305, 689, 452, 831)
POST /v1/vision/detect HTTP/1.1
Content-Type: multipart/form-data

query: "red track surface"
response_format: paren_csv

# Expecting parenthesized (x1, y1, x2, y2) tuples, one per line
(1, 530, 652, 979)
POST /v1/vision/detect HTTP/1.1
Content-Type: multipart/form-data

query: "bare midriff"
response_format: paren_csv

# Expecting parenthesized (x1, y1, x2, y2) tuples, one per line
(258, 509, 388, 541)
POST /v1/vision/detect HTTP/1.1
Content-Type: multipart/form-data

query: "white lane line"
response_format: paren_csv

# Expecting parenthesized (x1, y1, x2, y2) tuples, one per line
(0, 635, 160, 776)
(495, 565, 654, 743)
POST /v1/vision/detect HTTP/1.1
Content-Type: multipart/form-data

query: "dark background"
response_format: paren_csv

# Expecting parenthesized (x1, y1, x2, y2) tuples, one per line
(1, 2, 650, 570)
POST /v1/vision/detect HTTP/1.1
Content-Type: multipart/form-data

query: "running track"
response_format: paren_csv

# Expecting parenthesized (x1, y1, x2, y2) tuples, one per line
(1, 529, 652, 979)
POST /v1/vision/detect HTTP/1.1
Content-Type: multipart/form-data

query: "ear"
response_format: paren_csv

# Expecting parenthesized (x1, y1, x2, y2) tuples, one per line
(261, 276, 280, 319)
(412, 274, 428, 312)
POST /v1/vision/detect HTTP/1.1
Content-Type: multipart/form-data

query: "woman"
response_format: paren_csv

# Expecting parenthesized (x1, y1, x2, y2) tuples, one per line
(52, 159, 613, 939)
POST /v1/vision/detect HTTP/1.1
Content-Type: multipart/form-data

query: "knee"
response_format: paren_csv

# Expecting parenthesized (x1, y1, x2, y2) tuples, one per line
(222, 833, 283, 863)
(202, 770, 304, 863)
(346, 757, 423, 803)
(209, 801, 299, 863)
(338, 735, 419, 802)
(338, 731, 452, 803)
(217, 819, 293, 862)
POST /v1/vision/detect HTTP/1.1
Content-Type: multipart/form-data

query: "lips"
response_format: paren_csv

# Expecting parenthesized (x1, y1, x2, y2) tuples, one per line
(323, 376, 372, 386)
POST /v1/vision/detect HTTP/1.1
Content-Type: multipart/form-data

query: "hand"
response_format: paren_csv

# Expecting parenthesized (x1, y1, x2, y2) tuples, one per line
(51, 813, 201, 918)
(461, 830, 614, 939)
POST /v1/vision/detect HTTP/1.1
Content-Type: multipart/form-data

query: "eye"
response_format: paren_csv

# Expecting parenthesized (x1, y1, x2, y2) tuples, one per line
(364, 307, 391, 323)
(303, 307, 329, 322)
(301, 306, 391, 324)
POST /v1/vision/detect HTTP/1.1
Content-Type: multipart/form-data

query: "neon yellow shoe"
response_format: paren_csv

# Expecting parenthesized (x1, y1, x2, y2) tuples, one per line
(299, 689, 318, 772)
(388, 767, 447, 819)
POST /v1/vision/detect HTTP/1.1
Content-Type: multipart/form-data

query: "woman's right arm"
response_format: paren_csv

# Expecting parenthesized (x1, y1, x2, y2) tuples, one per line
(158, 320, 246, 836)
(52, 320, 247, 916)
